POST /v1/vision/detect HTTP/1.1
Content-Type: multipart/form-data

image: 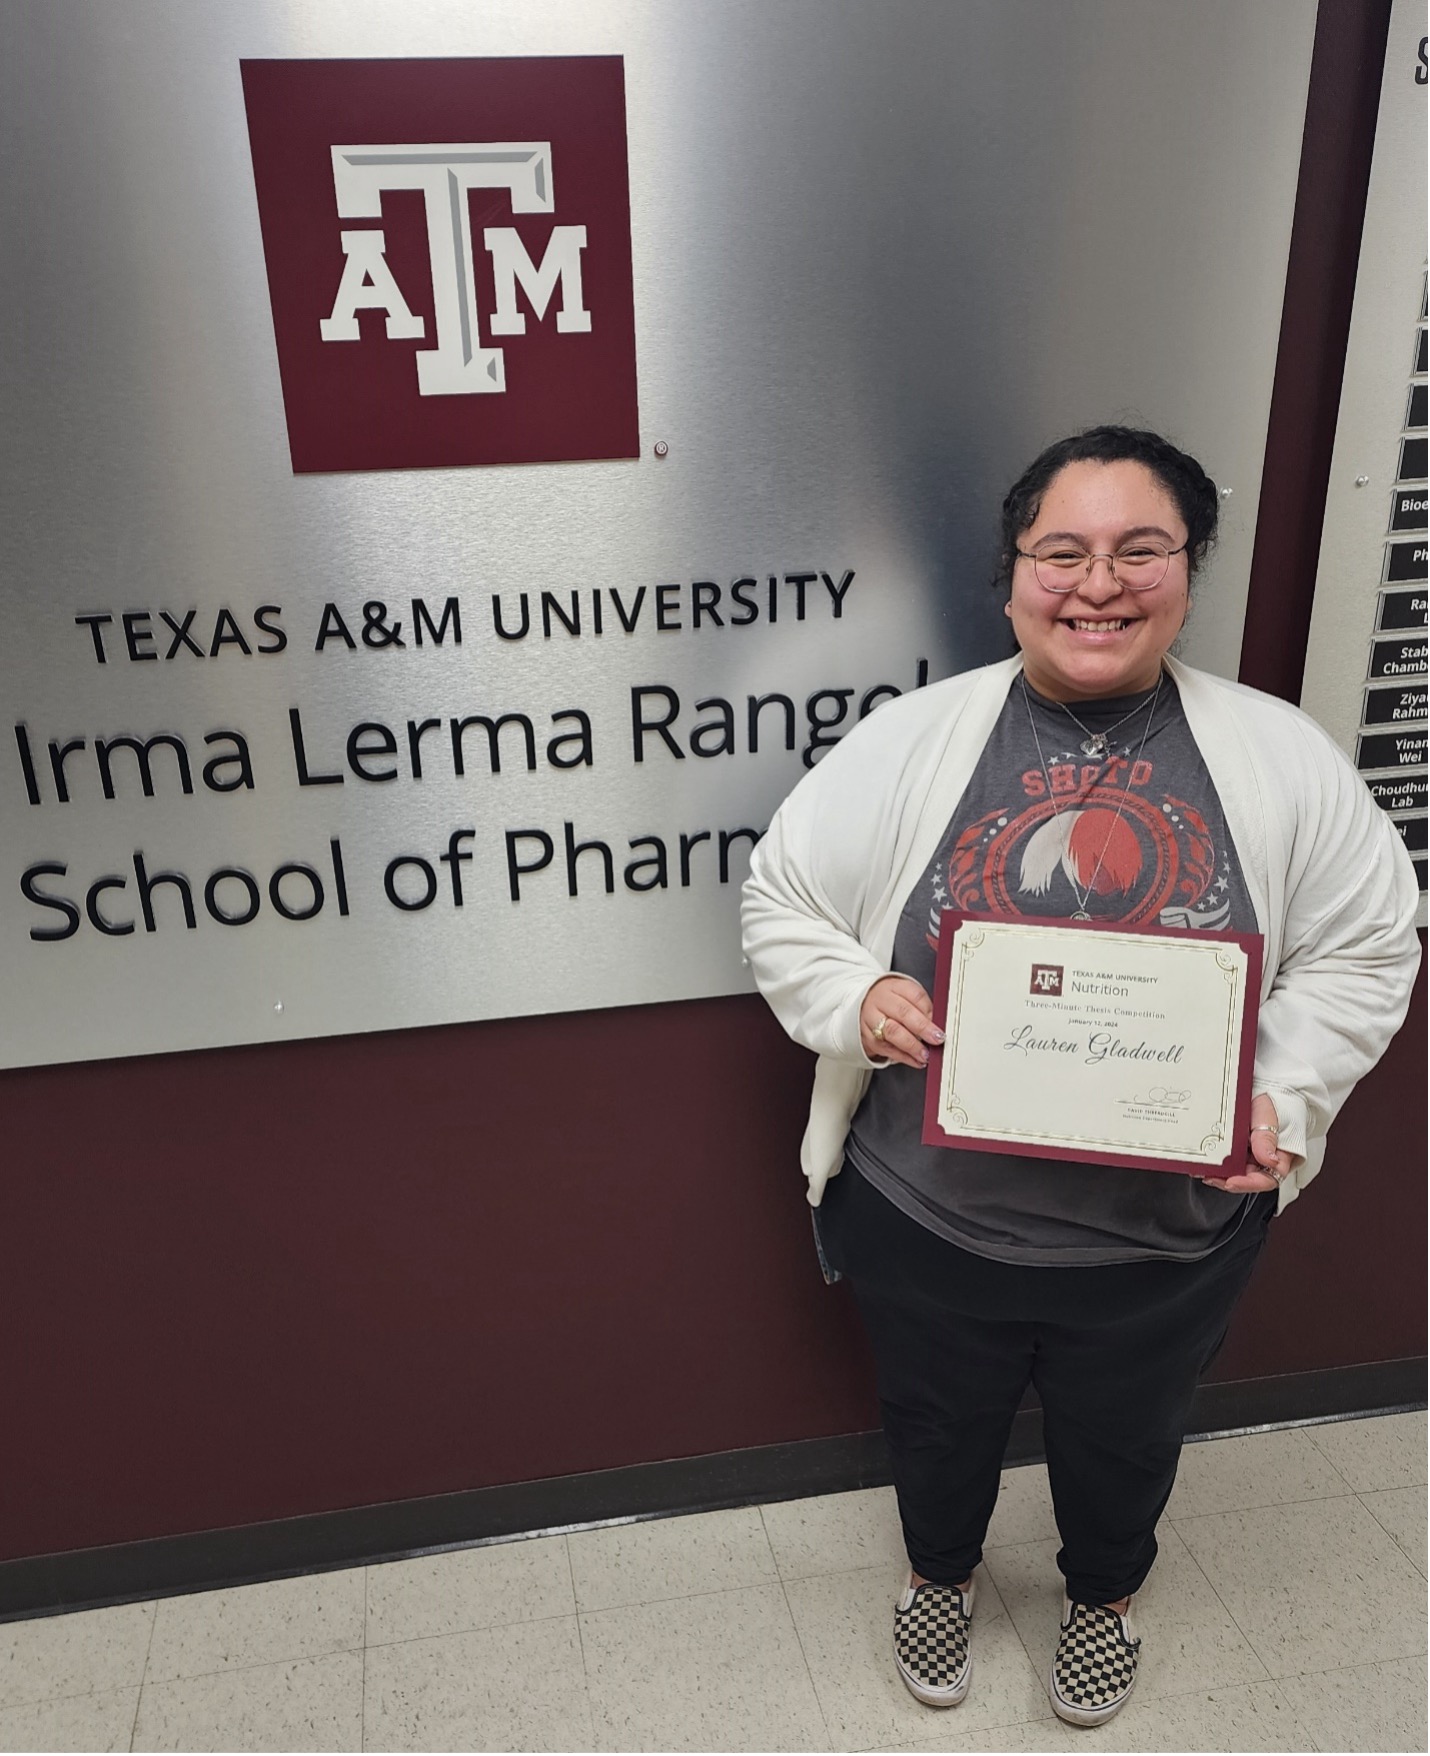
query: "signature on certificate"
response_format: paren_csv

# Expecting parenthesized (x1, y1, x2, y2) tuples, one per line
(1132, 1085, 1191, 1110)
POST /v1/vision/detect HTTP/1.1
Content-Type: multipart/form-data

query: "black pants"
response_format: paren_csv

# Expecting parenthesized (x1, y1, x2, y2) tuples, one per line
(817, 1162, 1273, 1605)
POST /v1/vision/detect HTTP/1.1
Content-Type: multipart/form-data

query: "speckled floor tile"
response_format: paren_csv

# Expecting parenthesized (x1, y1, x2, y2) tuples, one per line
(867, 1677, 1312, 1752)
(1358, 1485, 1427, 1576)
(783, 1560, 1050, 1748)
(985, 1463, 1060, 1550)
(0, 1685, 138, 1752)
(1167, 1424, 1352, 1519)
(1277, 1654, 1428, 1754)
(760, 1470, 1061, 1588)
(1174, 1494, 1427, 1677)
(986, 1523, 1268, 1705)
(366, 1533, 573, 1646)
(1305, 1411, 1427, 1493)
(0, 1602, 153, 1711)
(581, 1581, 827, 1751)
(133, 1649, 361, 1752)
(146, 1569, 364, 1682)
(568, 1504, 776, 1611)
(364, 1616, 590, 1752)
(760, 1485, 905, 1582)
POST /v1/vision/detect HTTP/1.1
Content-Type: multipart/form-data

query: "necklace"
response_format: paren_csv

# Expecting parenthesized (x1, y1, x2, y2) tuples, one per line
(1052, 683, 1162, 759)
(1020, 672, 1163, 919)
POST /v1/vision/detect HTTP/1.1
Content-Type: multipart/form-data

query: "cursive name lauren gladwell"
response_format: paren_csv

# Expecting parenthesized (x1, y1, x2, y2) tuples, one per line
(1004, 1025, 1185, 1066)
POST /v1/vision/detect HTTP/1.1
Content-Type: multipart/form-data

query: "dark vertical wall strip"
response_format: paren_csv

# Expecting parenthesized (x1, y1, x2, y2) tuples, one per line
(1240, 0, 1394, 701)
(0, 0, 1421, 1578)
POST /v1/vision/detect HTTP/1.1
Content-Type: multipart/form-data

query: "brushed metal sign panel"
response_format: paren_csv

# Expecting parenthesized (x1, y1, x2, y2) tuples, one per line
(0, 0, 1315, 1067)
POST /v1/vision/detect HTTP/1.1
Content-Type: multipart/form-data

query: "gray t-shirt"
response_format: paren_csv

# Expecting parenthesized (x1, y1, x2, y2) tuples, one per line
(845, 673, 1260, 1264)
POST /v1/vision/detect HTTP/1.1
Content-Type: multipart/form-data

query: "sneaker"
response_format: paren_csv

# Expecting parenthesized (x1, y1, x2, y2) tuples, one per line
(1048, 1595, 1141, 1725)
(892, 1573, 974, 1706)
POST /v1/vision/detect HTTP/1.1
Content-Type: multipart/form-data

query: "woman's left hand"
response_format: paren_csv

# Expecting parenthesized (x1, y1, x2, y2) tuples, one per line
(1200, 1093, 1292, 1194)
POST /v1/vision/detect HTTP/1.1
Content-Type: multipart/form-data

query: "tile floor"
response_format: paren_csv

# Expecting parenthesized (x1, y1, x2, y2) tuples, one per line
(0, 1412, 1424, 1752)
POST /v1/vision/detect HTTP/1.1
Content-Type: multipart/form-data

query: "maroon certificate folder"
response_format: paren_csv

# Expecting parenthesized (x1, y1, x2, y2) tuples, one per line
(920, 913, 1263, 1179)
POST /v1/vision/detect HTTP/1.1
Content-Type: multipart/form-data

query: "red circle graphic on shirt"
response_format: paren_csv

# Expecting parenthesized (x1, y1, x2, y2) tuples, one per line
(956, 786, 1183, 923)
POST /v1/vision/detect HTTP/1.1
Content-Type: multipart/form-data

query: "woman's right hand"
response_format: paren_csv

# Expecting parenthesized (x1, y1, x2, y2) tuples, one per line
(860, 975, 944, 1069)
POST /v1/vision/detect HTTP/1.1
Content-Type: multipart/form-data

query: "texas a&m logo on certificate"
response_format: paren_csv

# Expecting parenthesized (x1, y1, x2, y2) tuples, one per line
(241, 57, 639, 473)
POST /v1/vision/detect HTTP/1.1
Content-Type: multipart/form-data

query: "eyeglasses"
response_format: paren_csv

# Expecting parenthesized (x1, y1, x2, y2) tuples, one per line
(1015, 540, 1188, 593)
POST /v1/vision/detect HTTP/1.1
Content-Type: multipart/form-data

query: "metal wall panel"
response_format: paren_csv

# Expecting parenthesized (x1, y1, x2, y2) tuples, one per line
(0, 0, 1316, 1067)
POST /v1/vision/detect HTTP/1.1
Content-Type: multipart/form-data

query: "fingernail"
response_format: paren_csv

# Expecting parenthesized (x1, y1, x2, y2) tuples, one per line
(918, 1049, 929, 1066)
(930, 1028, 945, 1043)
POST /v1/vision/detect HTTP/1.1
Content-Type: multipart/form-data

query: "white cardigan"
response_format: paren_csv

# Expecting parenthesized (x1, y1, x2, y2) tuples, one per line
(741, 655, 1422, 1211)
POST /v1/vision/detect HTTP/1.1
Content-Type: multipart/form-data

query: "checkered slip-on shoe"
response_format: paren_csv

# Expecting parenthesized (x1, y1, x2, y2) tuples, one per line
(1048, 1595, 1141, 1726)
(892, 1574, 975, 1706)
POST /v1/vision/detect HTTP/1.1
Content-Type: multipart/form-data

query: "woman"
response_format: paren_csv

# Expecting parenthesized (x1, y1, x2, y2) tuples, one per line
(741, 427, 1420, 1726)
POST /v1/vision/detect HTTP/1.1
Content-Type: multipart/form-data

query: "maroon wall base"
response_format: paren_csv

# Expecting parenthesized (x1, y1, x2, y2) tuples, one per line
(3, 953, 1421, 1565)
(1, 1001, 874, 1561)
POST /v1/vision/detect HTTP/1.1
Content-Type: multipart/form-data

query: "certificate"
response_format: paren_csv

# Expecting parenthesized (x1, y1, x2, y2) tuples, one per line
(921, 914, 1263, 1178)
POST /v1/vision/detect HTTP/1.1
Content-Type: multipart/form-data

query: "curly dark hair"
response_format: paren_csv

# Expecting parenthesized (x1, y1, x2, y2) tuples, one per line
(995, 426, 1219, 591)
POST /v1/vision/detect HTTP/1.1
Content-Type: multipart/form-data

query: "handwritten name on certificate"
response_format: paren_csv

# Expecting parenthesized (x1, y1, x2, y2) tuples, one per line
(921, 916, 1262, 1179)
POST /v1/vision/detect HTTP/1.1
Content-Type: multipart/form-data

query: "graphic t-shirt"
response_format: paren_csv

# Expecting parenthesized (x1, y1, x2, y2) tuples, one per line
(844, 673, 1260, 1264)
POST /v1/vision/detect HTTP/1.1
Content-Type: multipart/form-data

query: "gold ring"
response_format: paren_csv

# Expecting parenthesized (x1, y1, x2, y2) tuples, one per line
(872, 1015, 888, 1042)
(1250, 1124, 1280, 1135)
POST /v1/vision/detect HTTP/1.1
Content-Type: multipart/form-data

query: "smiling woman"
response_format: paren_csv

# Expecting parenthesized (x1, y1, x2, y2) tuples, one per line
(1000, 432, 1217, 704)
(742, 425, 1421, 1729)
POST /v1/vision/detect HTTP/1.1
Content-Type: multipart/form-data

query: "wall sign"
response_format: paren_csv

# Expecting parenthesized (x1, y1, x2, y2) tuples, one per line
(1368, 633, 1429, 679)
(1303, 0, 1428, 910)
(0, 3, 1320, 1068)
(1362, 682, 1428, 722)
(1377, 588, 1428, 632)
(1367, 774, 1428, 812)
(1356, 728, 1427, 771)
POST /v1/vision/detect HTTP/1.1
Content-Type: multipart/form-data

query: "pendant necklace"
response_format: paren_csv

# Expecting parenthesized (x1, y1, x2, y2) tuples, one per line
(1053, 683, 1162, 759)
(1021, 672, 1163, 920)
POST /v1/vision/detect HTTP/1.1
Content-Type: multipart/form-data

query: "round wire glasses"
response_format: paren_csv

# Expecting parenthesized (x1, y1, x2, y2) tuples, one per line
(1015, 540, 1188, 593)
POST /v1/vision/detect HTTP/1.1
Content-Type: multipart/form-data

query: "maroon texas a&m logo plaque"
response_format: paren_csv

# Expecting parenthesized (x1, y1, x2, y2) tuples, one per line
(241, 57, 639, 473)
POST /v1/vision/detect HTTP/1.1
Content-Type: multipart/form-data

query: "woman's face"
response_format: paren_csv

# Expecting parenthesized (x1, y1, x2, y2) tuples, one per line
(1007, 459, 1191, 703)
